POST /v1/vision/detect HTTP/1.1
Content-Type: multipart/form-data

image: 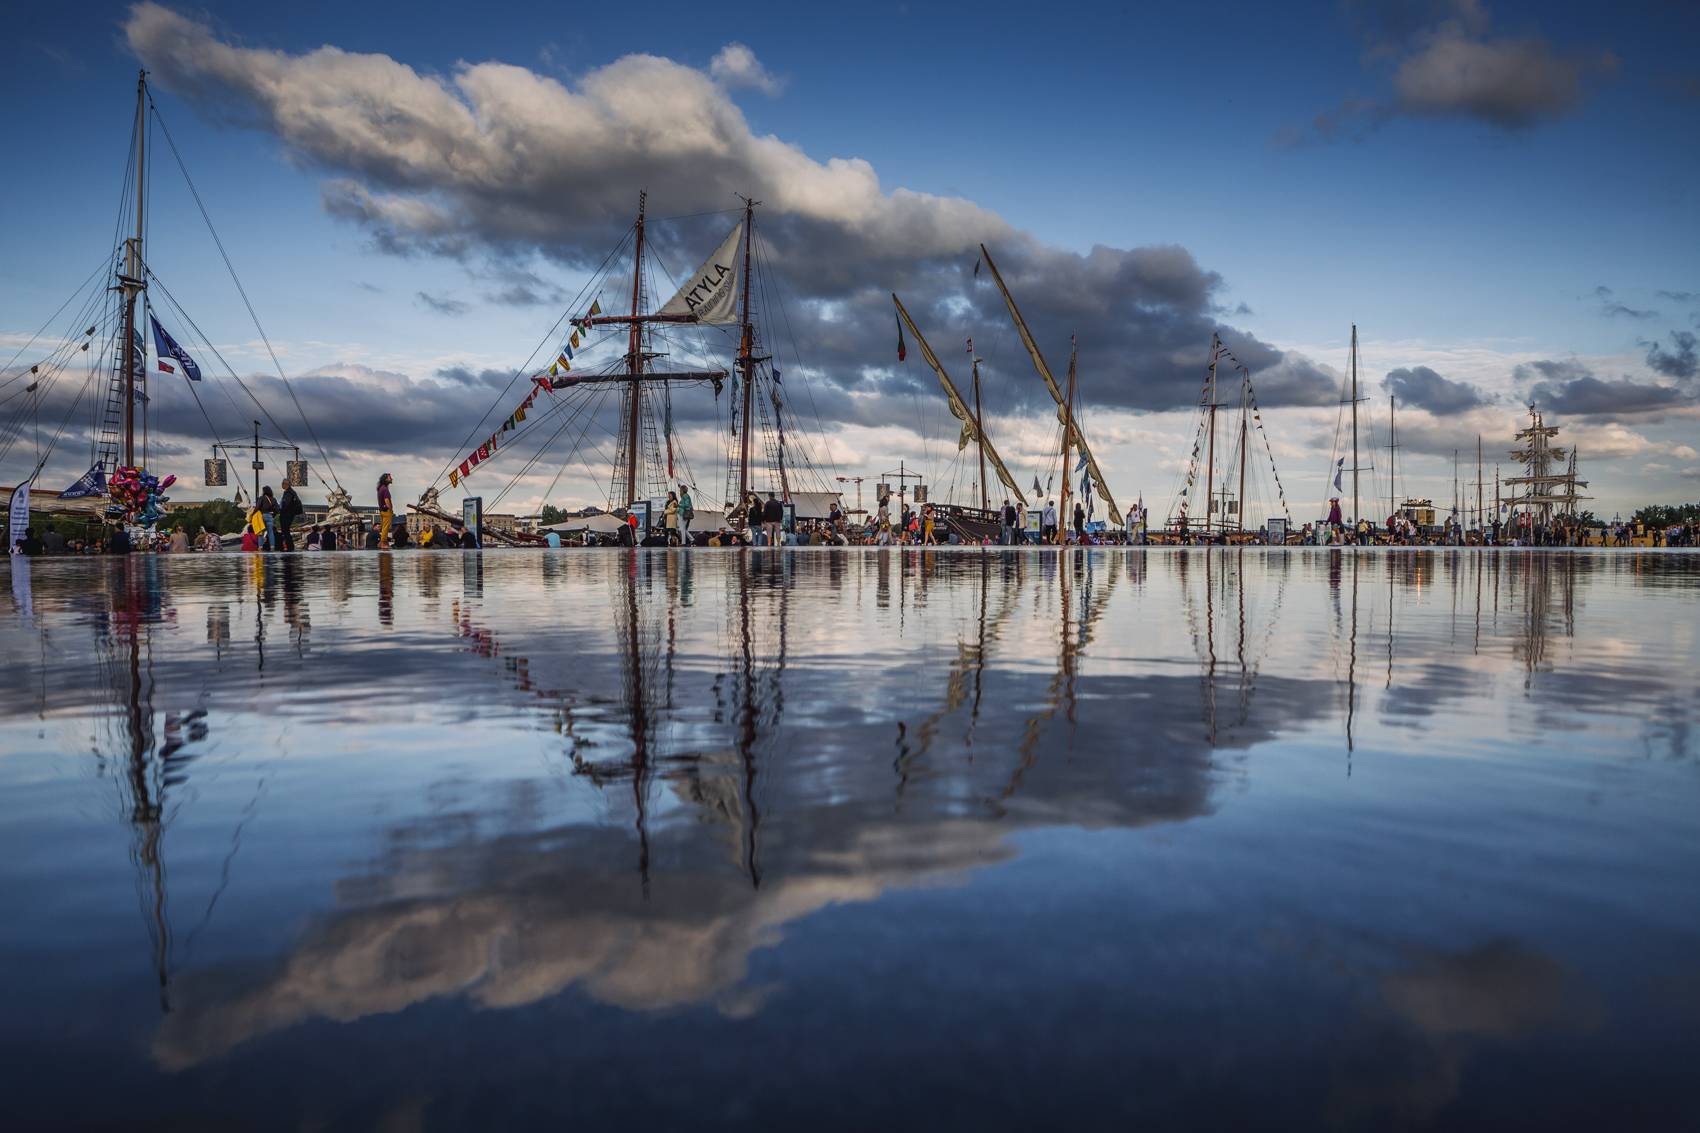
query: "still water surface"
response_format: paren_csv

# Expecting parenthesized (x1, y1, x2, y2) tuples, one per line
(1, 548, 1697, 1129)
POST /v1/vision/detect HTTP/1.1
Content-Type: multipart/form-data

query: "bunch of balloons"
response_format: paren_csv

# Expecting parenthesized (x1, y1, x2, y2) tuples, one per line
(107, 466, 176, 528)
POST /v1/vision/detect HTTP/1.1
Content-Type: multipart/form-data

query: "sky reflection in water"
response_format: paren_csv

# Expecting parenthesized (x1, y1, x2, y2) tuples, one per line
(1, 548, 1697, 1130)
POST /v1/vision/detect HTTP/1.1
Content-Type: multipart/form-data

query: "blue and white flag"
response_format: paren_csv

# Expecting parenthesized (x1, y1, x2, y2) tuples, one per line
(1332, 457, 1345, 493)
(149, 315, 202, 381)
(1075, 452, 1088, 473)
(59, 463, 107, 499)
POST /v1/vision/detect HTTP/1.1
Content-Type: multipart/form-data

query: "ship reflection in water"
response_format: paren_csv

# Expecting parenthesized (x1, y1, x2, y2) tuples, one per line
(1, 549, 1696, 1129)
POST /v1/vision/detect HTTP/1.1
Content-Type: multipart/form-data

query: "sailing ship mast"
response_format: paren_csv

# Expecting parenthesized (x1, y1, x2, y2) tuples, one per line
(623, 192, 648, 507)
(971, 351, 988, 511)
(1205, 336, 1218, 532)
(736, 195, 759, 516)
(978, 244, 1122, 525)
(581, 191, 737, 510)
(1059, 337, 1077, 544)
(119, 70, 147, 470)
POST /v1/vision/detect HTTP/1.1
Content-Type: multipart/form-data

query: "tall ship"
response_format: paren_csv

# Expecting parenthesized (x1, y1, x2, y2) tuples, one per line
(2, 72, 344, 537)
(424, 194, 839, 537)
(891, 243, 1122, 541)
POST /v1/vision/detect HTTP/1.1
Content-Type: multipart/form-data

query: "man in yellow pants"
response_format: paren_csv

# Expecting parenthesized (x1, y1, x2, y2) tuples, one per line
(376, 473, 394, 549)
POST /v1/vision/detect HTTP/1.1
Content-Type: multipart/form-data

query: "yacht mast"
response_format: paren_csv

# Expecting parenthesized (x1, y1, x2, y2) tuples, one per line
(1388, 395, 1397, 522)
(1237, 368, 1248, 534)
(1350, 325, 1360, 525)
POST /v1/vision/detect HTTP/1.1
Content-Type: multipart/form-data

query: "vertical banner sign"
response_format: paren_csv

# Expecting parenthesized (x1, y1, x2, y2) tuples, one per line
(7, 481, 30, 551)
(462, 496, 483, 548)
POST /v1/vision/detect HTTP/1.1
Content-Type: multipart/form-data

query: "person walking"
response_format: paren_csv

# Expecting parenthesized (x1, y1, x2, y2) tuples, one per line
(1000, 499, 1017, 545)
(761, 492, 784, 547)
(1042, 499, 1058, 544)
(258, 486, 279, 550)
(279, 482, 302, 552)
(922, 503, 937, 545)
(664, 491, 681, 546)
(376, 473, 394, 549)
(678, 483, 694, 544)
(1072, 501, 1086, 544)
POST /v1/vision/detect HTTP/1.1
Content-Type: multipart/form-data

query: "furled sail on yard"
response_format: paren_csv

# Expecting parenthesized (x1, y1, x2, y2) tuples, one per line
(659, 222, 742, 324)
(892, 293, 1027, 507)
(979, 243, 1122, 526)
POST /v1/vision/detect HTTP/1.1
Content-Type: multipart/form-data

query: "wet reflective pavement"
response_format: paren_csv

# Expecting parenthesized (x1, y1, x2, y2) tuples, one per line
(1, 548, 1697, 1130)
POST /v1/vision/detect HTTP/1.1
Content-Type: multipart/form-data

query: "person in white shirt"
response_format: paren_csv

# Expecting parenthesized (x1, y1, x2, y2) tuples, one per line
(1041, 500, 1058, 544)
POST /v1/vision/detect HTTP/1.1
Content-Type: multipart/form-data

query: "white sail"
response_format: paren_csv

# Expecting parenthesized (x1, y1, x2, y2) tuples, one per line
(659, 223, 742, 324)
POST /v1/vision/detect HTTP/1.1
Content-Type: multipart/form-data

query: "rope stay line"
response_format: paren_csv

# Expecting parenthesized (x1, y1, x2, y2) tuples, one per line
(147, 93, 344, 493)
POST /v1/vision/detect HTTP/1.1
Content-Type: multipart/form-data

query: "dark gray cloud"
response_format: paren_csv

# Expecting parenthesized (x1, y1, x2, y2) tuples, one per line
(1291, 1, 1615, 142)
(1645, 330, 1698, 382)
(1656, 290, 1697, 304)
(126, 3, 1335, 423)
(1514, 359, 1692, 418)
(1382, 365, 1488, 415)
(415, 291, 469, 317)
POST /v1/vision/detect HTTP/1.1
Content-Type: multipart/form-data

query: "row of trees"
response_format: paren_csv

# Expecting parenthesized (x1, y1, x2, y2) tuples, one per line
(1631, 502, 1700, 528)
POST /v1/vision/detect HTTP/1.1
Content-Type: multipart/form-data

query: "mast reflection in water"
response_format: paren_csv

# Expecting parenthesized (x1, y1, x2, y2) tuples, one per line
(1, 548, 1697, 1130)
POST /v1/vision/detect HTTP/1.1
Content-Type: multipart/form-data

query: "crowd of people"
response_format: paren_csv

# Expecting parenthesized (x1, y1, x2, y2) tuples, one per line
(14, 472, 1697, 555)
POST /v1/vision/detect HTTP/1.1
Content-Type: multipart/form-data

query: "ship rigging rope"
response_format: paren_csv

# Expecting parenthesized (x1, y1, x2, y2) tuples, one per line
(0, 251, 116, 393)
(426, 226, 633, 493)
(486, 384, 614, 511)
(147, 95, 344, 493)
(146, 269, 324, 496)
(752, 229, 837, 490)
(530, 386, 623, 512)
(0, 281, 113, 473)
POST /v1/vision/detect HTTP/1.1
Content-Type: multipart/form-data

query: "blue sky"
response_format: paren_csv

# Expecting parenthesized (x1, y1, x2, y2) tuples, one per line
(2, 0, 1697, 519)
